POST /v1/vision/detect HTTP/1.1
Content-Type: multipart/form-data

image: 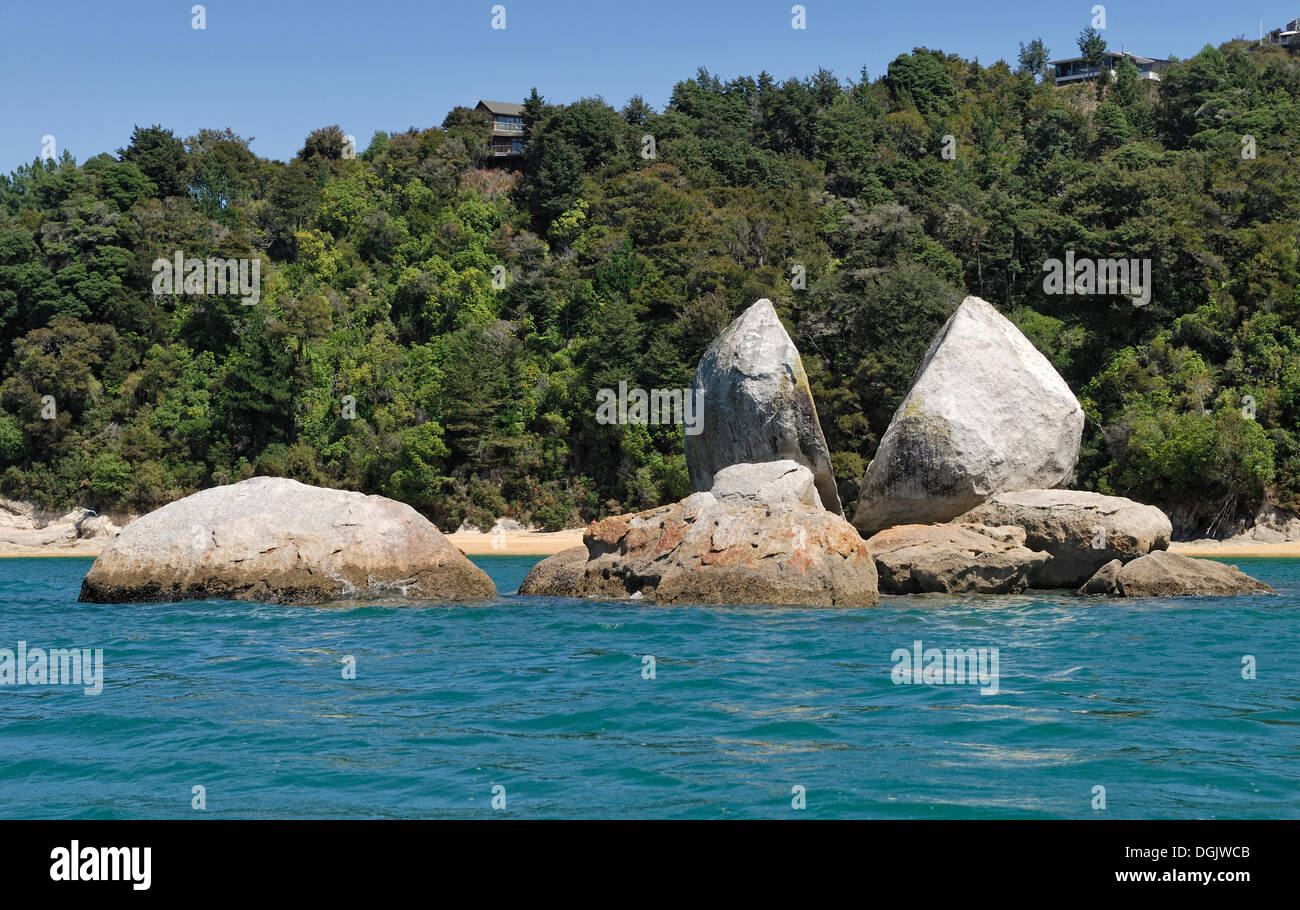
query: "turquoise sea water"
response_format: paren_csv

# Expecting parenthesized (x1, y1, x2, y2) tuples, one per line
(0, 555, 1296, 819)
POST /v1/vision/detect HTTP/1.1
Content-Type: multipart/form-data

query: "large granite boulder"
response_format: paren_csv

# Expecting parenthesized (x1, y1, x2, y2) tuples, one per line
(518, 483, 877, 606)
(78, 477, 496, 604)
(957, 489, 1172, 587)
(1078, 550, 1272, 597)
(863, 523, 1051, 594)
(852, 296, 1084, 536)
(685, 299, 843, 515)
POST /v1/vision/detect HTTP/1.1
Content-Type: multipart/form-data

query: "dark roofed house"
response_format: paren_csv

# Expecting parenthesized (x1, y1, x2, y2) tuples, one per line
(1048, 50, 1169, 87)
(476, 100, 525, 163)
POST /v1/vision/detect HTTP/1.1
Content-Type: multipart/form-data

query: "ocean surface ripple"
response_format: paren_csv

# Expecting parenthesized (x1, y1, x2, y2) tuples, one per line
(1, 555, 1295, 819)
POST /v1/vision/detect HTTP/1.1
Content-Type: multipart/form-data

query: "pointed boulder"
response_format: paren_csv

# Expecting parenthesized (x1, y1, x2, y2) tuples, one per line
(685, 299, 843, 514)
(852, 296, 1084, 536)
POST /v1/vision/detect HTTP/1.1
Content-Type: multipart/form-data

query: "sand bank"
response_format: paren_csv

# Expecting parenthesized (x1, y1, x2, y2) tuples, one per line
(445, 529, 585, 556)
(6, 532, 1300, 561)
(1169, 540, 1300, 558)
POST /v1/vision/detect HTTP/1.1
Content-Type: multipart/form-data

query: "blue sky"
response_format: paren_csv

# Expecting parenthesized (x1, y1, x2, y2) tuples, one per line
(1, 0, 1296, 172)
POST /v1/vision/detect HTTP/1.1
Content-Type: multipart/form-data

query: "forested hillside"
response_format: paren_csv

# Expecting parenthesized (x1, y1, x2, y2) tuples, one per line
(2, 38, 1298, 536)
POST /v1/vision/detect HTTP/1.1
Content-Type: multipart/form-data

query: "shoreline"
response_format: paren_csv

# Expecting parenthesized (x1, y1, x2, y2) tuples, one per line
(445, 529, 585, 556)
(0, 546, 106, 559)
(1168, 541, 1300, 558)
(0, 528, 589, 560)
(2, 532, 1298, 560)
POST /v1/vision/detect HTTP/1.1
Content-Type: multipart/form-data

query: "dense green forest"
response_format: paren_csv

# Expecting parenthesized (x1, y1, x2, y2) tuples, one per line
(1, 37, 1298, 536)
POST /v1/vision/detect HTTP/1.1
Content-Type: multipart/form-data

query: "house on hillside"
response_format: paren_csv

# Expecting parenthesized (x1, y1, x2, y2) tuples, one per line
(475, 100, 525, 164)
(1262, 17, 1299, 46)
(1048, 50, 1169, 86)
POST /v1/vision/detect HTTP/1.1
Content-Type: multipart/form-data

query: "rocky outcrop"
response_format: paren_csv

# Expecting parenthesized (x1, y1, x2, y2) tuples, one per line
(1225, 500, 1300, 543)
(957, 489, 1172, 587)
(0, 497, 130, 555)
(1078, 550, 1272, 597)
(685, 298, 843, 515)
(852, 296, 1084, 536)
(517, 546, 588, 596)
(78, 477, 496, 604)
(1078, 559, 1123, 595)
(863, 524, 1051, 595)
(518, 477, 877, 606)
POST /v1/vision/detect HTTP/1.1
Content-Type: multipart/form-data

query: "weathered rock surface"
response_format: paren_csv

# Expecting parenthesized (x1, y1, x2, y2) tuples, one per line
(709, 460, 822, 509)
(863, 523, 1051, 594)
(852, 296, 1084, 535)
(518, 490, 877, 606)
(1078, 550, 1273, 597)
(685, 298, 843, 515)
(1226, 500, 1300, 543)
(1078, 559, 1123, 595)
(78, 477, 496, 604)
(1, 497, 130, 555)
(517, 546, 589, 596)
(964, 524, 1029, 547)
(958, 489, 1172, 587)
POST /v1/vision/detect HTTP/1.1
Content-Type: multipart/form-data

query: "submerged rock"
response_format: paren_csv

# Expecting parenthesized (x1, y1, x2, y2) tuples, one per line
(958, 489, 1172, 587)
(78, 477, 496, 604)
(685, 299, 843, 515)
(1078, 550, 1272, 597)
(518, 487, 877, 606)
(863, 523, 1051, 594)
(852, 296, 1084, 535)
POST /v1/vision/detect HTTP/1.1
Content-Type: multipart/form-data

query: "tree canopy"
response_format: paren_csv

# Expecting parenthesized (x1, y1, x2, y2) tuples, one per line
(2, 37, 1298, 538)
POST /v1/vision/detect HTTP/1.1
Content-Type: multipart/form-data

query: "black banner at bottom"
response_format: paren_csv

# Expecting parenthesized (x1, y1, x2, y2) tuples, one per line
(0, 819, 1288, 897)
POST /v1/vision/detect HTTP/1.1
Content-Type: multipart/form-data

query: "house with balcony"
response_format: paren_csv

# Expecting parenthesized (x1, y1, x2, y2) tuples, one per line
(475, 100, 525, 163)
(1048, 50, 1169, 86)
(1262, 17, 1299, 46)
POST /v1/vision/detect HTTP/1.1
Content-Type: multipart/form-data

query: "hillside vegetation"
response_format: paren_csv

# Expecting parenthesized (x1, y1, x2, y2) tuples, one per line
(1, 39, 1298, 536)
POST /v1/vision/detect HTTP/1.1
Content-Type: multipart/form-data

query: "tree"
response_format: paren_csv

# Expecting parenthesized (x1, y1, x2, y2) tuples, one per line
(1112, 56, 1140, 108)
(1077, 26, 1109, 98)
(1094, 102, 1131, 150)
(520, 136, 584, 226)
(298, 125, 347, 163)
(884, 49, 957, 115)
(621, 95, 654, 125)
(118, 125, 189, 198)
(441, 106, 491, 163)
(522, 87, 546, 144)
(1018, 38, 1050, 81)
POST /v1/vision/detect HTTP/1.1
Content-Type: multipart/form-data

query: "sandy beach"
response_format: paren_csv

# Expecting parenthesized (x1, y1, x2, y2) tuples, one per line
(4, 532, 1299, 560)
(0, 529, 588, 560)
(444, 528, 586, 556)
(1169, 540, 1300, 558)
(0, 544, 107, 559)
